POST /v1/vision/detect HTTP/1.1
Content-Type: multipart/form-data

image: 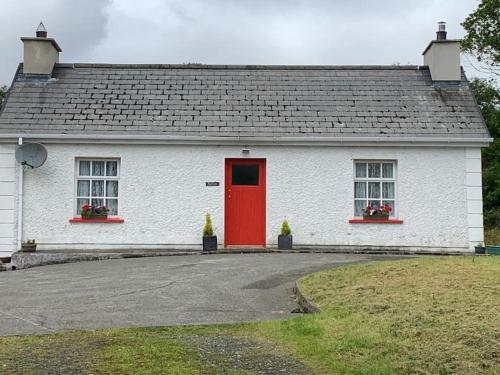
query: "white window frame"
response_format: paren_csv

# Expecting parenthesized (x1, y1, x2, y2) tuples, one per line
(74, 158, 120, 216)
(353, 160, 397, 217)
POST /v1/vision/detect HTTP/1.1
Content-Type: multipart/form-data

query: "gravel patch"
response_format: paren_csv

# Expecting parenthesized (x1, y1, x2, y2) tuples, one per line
(178, 334, 311, 375)
(0, 338, 104, 375)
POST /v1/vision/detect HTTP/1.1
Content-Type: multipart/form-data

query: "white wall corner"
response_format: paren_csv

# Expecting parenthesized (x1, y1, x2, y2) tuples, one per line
(0, 144, 17, 257)
(465, 147, 481, 160)
(467, 200, 483, 214)
(466, 172, 482, 187)
(465, 147, 484, 249)
(469, 227, 484, 243)
(466, 186, 483, 200)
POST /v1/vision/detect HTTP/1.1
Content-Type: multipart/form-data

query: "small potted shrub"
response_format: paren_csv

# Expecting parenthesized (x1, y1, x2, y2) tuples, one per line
(278, 219, 293, 250)
(202, 213, 217, 251)
(81, 204, 109, 220)
(21, 239, 37, 252)
(362, 204, 392, 220)
(474, 242, 486, 254)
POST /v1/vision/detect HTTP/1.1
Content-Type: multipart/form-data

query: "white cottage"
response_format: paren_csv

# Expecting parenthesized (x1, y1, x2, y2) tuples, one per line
(0, 24, 492, 257)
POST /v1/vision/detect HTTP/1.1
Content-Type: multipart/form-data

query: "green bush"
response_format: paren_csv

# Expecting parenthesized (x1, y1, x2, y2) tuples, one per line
(202, 213, 214, 237)
(280, 219, 291, 236)
(469, 79, 499, 229)
(484, 207, 500, 228)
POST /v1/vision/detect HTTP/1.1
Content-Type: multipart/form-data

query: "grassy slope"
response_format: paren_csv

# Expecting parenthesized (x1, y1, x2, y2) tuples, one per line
(293, 257, 500, 374)
(0, 257, 499, 374)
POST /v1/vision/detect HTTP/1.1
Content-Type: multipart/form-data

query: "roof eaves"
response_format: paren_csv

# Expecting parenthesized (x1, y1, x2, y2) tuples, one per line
(0, 133, 493, 147)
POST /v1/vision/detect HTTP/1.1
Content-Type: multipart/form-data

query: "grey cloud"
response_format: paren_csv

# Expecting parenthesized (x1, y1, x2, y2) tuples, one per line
(0, 0, 110, 84)
(0, 0, 489, 85)
(92, 0, 471, 65)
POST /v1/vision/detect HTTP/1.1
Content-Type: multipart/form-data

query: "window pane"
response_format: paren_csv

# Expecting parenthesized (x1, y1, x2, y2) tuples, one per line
(77, 180, 90, 196)
(382, 163, 393, 178)
(382, 182, 395, 199)
(232, 165, 259, 185)
(369, 200, 381, 209)
(354, 200, 366, 216)
(92, 180, 104, 197)
(77, 198, 89, 214)
(383, 200, 395, 216)
(106, 161, 118, 176)
(354, 182, 366, 198)
(368, 163, 381, 178)
(355, 163, 367, 178)
(368, 182, 380, 198)
(106, 199, 118, 215)
(79, 161, 90, 176)
(91, 198, 104, 207)
(92, 161, 105, 176)
(106, 181, 118, 197)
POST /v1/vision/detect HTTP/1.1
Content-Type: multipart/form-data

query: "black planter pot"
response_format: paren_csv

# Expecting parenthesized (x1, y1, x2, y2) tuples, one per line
(474, 246, 486, 254)
(21, 244, 37, 252)
(203, 235, 217, 251)
(278, 235, 293, 250)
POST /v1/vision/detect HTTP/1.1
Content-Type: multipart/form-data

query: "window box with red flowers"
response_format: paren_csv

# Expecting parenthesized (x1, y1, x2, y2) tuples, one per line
(349, 204, 402, 224)
(70, 204, 124, 223)
(80, 204, 109, 220)
(362, 204, 392, 220)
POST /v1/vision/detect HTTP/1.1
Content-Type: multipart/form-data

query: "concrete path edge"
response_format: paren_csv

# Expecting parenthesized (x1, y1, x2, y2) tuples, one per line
(4, 251, 199, 271)
(293, 282, 320, 314)
(1, 246, 470, 271)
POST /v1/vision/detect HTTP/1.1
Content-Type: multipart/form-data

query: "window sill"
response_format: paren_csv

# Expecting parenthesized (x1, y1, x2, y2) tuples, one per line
(69, 217, 125, 223)
(348, 218, 403, 224)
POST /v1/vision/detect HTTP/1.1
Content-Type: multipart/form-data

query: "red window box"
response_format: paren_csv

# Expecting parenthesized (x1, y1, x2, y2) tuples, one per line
(349, 218, 403, 224)
(69, 217, 124, 223)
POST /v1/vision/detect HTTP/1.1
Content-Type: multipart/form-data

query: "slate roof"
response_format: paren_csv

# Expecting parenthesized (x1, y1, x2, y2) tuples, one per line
(0, 63, 489, 139)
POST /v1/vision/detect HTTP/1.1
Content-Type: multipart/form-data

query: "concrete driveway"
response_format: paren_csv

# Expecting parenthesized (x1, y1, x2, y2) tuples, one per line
(0, 253, 404, 336)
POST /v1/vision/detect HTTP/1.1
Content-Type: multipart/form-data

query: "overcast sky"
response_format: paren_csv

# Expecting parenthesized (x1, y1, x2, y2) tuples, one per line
(0, 0, 488, 86)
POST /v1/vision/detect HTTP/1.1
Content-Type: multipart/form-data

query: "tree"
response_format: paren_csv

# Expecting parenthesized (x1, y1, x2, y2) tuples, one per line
(469, 78, 500, 227)
(461, 0, 500, 76)
(0, 85, 7, 108)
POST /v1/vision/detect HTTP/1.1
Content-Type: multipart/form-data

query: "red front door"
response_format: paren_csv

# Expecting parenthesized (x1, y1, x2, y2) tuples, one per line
(225, 159, 266, 247)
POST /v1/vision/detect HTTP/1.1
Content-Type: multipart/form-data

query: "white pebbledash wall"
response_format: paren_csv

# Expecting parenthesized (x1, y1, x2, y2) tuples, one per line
(3, 143, 484, 253)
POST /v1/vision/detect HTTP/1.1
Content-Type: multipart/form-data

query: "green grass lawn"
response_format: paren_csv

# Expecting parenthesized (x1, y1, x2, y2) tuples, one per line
(1, 257, 499, 374)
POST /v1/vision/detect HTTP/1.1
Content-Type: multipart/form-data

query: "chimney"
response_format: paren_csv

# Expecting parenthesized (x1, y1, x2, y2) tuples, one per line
(21, 22, 62, 75)
(422, 22, 461, 82)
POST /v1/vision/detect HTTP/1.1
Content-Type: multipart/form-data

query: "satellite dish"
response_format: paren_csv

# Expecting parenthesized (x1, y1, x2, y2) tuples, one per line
(15, 143, 48, 168)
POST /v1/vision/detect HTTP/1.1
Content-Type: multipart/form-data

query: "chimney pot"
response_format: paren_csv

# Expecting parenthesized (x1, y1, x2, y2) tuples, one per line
(436, 21, 447, 41)
(36, 22, 47, 38)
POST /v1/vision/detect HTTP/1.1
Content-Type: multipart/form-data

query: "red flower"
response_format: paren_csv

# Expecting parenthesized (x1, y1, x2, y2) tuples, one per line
(81, 204, 91, 211)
